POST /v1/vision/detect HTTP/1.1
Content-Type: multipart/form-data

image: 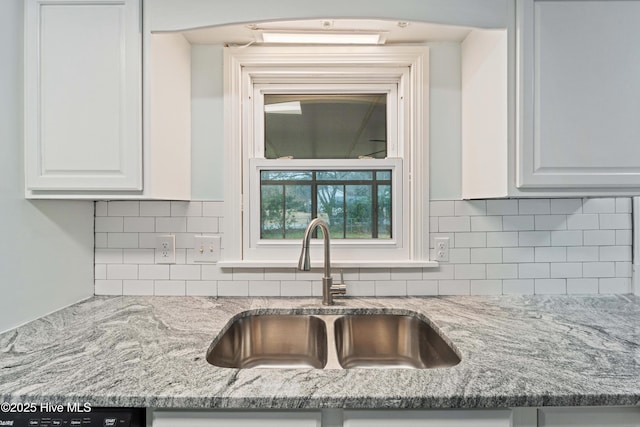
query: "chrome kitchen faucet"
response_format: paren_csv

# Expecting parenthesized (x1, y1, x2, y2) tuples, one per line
(298, 218, 347, 305)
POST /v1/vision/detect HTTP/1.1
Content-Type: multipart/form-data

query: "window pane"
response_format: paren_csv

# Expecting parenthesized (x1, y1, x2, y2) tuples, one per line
(317, 185, 345, 238)
(264, 94, 387, 159)
(346, 185, 372, 238)
(284, 184, 311, 239)
(376, 171, 391, 181)
(316, 171, 372, 181)
(261, 171, 312, 181)
(261, 185, 284, 238)
(377, 184, 392, 238)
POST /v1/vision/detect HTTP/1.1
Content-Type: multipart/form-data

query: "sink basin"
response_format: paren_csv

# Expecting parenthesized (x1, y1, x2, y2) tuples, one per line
(207, 311, 459, 370)
(207, 314, 328, 369)
(333, 314, 460, 369)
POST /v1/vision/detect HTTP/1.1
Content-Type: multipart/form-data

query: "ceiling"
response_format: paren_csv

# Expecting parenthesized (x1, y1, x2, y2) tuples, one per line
(179, 19, 474, 45)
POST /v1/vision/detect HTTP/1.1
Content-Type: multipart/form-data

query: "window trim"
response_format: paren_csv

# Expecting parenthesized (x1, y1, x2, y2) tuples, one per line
(223, 45, 431, 267)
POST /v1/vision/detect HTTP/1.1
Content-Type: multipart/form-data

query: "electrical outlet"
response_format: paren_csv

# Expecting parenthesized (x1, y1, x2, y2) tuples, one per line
(434, 237, 450, 262)
(194, 235, 221, 263)
(156, 235, 175, 264)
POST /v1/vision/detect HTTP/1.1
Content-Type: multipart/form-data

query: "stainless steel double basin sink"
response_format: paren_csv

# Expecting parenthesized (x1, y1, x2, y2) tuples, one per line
(206, 311, 460, 370)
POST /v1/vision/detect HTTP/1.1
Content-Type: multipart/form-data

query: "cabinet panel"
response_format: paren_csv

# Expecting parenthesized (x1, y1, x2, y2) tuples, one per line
(538, 407, 640, 427)
(25, 0, 141, 192)
(517, 0, 640, 188)
(343, 409, 512, 427)
(152, 410, 321, 427)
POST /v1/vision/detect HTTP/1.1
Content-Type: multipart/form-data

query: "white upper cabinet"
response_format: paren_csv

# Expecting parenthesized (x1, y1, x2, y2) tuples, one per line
(24, 0, 191, 199)
(516, 0, 640, 190)
(25, 0, 142, 195)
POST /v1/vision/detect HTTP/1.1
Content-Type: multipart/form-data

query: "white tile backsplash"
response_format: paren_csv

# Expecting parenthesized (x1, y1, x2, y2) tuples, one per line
(534, 278, 566, 294)
(566, 214, 599, 230)
(567, 278, 599, 294)
(599, 278, 631, 293)
(108, 201, 139, 217)
(486, 200, 518, 215)
(584, 230, 617, 246)
(94, 198, 634, 296)
(550, 198, 582, 214)
(186, 280, 218, 296)
(519, 263, 550, 279)
(406, 280, 438, 296)
(583, 198, 616, 214)
(140, 201, 171, 217)
(519, 231, 551, 247)
(471, 216, 503, 232)
(486, 263, 518, 279)
(454, 232, 486, 248)
(454, 200, 486, 216)
(502, 279, 534, 295)
(519, 199, 550, 215)
(550, 231, 583, 247)
(439, 216, 471, 232)
(154, 280, 186, 296)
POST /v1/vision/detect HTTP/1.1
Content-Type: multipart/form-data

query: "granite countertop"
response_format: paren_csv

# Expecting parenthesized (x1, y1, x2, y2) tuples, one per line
(0, 295, 639, 409)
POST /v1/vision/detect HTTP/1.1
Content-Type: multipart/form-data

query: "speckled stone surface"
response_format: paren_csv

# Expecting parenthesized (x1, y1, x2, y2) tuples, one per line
(0, 295, 639, 409)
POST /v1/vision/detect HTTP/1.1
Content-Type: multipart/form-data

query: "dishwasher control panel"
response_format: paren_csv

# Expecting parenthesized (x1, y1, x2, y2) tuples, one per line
(0, 407, 145, 427)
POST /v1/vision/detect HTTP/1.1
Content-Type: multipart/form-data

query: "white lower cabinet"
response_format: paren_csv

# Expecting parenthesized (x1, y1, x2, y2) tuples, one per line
(152, 410, 322, 427)
(343, 410, 512, 426)
(538, 407, 640, 427)
(152, 407, 640, 426)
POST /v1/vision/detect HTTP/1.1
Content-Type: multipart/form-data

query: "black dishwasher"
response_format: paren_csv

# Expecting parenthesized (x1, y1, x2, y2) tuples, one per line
(0, 407, 145, 426)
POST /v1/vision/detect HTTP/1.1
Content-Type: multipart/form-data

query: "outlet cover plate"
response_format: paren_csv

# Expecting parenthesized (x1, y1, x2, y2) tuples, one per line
(194, 235, 221, 263)
(156, 235, 176, 264)
(434, 237, 450, 262)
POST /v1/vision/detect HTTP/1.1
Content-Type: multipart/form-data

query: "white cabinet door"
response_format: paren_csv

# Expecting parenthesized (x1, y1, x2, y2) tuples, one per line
(517, 0, 640, 189)
(538, 407, 640, 427)
(25, 0, 142, 192)
(343, 409, 512, 427)
(152, 410, 321, 427)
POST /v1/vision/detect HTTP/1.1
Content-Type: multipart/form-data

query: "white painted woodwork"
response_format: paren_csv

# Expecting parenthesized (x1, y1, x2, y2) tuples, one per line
(634, 197, 640, 296)
(511, 408, 537, 427)
(25, 0, 142, 193)
(149, 408, 640, 427)
(343, 410, 512, 427)
(147, 33, 191, 199)
(517, 0, 640, 189)
(461, 28, 509, 199)
(152, 411, 321, 427)
(538, 407, 640, 427)
(146, 0, 510, 33)
(223, 46, 429, 264)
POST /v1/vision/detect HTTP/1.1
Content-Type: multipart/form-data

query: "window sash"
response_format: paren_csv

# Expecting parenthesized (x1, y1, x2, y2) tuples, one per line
(245, 158, 405, 261)
(259, 169, 393, 240)
(252, 82, 400, 159)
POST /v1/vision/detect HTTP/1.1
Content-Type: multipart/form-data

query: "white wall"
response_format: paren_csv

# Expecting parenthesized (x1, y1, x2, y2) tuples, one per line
(191, 45, 224, 201)
(0, 0, 95, 333)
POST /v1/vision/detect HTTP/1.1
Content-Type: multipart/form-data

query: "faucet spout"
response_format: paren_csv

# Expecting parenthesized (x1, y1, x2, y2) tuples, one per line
(297, 218, 346, 305)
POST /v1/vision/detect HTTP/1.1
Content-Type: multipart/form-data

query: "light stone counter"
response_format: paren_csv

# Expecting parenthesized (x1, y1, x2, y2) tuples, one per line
(0, 295, 639, 408)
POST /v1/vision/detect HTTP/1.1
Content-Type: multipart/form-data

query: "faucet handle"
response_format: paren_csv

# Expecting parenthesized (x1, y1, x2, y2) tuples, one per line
(330, 269, 347, 297)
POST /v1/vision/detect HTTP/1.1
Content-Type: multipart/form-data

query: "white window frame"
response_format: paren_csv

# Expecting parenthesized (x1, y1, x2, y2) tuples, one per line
(222, 46, 432, 267)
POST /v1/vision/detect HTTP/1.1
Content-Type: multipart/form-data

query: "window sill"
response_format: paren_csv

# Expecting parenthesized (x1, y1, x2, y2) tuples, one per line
(217, 260, 440, 269)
